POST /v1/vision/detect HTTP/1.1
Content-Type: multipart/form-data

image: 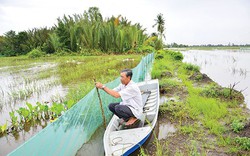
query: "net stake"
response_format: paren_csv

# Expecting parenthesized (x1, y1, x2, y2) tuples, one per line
(93, 78, 107, 129)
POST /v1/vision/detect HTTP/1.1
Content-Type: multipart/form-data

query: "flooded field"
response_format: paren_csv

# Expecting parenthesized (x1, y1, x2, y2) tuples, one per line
(0, 55, 142, 155)
(0, 62, 67, 125)
(0, 62, 67, 156)
(182, 49, 250, 109)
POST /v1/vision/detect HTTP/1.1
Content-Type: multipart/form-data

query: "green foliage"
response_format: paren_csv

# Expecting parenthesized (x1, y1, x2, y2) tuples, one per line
(160, 78, 180, 88)
(153, 13, 166, 40)
(155, 39, 163, 50)
(27, 48, 46, 58)
(167, 51, 184, 61)
(201, 85, 220, 98)
(231, 120, 244, 133)
(180, 125, 196, 134)
(182, 63, 200, 72)
(1, 7, 153, 56)
(0, 122, 7, 134)
(151, 50, 178, 79)
(150, 48, 250, 155)
(235, 137, 250, 150)
(50, 103, 65, 118)
(155, 53, 164, 60)
(159, 78, 181, 93)
(200, 84, 244, 105)
(9, 111, 18, 128)
(222, 88, 231, 98)
(64, 100, 75, 109)
(203, 118, 225, 135)
(136, 45, 155, 53)
(16, 107, 31, 122)
(189, 140, 200, 156)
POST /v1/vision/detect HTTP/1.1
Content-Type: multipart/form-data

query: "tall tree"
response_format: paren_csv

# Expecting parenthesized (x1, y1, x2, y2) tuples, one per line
(153, 13, 166, 40)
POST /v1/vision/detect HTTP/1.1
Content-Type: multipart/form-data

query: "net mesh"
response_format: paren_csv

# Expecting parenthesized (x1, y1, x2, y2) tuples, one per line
(8, 53, 154, 156)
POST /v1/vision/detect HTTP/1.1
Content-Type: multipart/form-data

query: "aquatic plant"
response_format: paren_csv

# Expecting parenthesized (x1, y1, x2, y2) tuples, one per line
(9, 111, 19, 129)
(0, 122, 7, 134)
(50, 102, 65, 119)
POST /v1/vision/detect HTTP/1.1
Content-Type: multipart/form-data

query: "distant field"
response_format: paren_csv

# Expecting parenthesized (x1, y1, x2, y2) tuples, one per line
(168, 46, 250, 51)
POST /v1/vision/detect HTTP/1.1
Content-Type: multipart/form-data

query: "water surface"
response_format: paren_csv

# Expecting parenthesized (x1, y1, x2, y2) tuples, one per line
(182, 49, 250, 108)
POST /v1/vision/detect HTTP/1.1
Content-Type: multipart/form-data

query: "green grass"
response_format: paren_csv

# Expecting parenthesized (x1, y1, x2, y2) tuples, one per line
(1, 54, 144, 135)
(143, 49, 250, 155)
(0, 54, 142, 104)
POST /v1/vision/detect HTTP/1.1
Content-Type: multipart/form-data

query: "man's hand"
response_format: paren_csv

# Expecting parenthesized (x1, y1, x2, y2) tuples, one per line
(95, 82, 103, 89)
(95, 82, 120, 98)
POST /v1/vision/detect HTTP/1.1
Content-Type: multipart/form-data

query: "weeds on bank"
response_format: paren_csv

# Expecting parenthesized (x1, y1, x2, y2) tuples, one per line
(149, 49, 250, 155)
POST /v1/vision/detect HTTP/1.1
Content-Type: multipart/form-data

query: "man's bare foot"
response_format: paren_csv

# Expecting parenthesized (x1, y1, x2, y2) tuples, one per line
(126, 117, 137, 126)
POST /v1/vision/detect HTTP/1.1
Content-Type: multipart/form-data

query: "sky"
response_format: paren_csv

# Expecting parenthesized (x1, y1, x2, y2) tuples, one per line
(0, 0, 250, 45)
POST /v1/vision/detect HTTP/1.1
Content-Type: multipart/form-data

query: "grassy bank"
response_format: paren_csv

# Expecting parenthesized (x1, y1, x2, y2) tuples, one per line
(141, 50, 250, 155)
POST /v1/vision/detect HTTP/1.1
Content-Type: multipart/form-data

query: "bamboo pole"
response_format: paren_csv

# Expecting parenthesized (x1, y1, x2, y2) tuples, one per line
(93, 78, 107, 129)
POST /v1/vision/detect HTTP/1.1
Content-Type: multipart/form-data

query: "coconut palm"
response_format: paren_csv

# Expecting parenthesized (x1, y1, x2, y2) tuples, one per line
(153, 13, 165, 40)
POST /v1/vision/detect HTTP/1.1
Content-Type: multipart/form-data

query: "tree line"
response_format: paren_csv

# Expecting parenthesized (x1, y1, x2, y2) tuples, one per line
(0, 7, 165, 57)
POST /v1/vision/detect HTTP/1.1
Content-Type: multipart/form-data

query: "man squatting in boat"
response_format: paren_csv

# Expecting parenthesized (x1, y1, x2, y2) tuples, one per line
(95, 69, 142, 129)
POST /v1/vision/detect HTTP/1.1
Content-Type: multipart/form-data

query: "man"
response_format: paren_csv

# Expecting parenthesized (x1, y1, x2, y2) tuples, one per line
(95, 69, 142, 128)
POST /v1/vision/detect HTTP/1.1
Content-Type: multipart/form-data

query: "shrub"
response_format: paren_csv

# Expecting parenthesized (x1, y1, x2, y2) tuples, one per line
(183, 63, 200, 72)
(231, 120, 244, 133)
(140, 45, 155, 53)
(167, 51, 184, 61)
(155, 54, 164, 59)
(235, 137, 250, 150)
(27, 48, 46, 58)
(155, 39, 163, 50)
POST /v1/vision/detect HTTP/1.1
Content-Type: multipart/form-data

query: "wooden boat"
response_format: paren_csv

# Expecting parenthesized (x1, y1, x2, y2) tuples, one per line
(103, 79, 160, 156)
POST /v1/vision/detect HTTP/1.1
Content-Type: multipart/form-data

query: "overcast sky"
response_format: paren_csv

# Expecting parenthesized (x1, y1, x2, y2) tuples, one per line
(0, 0, 249, 45)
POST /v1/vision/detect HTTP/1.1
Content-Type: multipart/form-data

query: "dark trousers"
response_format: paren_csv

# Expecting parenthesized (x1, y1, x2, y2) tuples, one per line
(108, 103, 134, 121)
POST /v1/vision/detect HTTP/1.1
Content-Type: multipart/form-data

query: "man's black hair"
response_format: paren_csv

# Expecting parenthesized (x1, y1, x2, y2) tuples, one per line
(121, 69, 133, 80)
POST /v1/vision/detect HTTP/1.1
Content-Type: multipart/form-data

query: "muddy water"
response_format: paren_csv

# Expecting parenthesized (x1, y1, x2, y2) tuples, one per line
(0, 62, 67, 125)
(76, 94, 175, 156)
(0, 62, 68, 155)
(0, 121, 48, 156)
(76, 121, 161, 156)
(182, 49, 250, 109)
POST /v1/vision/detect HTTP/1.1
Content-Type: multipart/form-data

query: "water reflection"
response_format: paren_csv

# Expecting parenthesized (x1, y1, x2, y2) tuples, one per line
(0, 120, 47, 156)
(182, 49, 250, 108)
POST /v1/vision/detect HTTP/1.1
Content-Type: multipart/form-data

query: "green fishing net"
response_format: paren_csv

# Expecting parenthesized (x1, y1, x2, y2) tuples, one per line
(8, 53, 154, 156)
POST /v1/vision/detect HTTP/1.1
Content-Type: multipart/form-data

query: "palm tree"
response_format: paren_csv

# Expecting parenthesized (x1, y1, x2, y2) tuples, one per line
(153, 13, 165, 40)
